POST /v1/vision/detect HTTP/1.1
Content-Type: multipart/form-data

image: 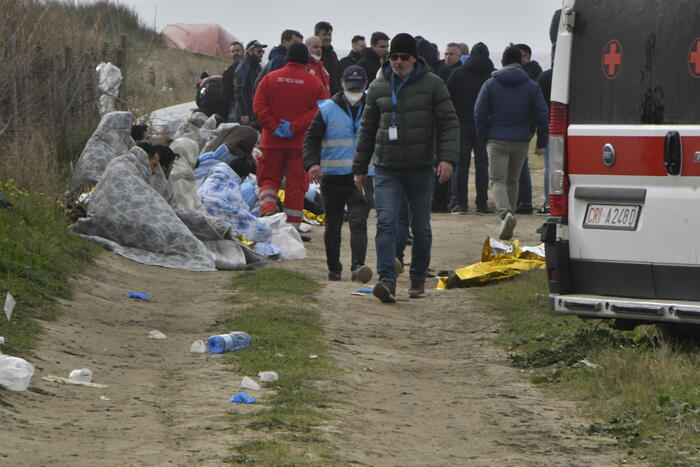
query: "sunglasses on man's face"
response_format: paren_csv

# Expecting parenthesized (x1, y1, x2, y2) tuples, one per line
(389, 53, 411, 62)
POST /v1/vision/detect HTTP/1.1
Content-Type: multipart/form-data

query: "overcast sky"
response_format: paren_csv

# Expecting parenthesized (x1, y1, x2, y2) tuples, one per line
(129, 0, 561, 62)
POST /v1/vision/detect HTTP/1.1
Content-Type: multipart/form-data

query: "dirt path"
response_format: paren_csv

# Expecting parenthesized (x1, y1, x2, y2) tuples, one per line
(297, 211, 624, 466)
(1, 165, 626, 466)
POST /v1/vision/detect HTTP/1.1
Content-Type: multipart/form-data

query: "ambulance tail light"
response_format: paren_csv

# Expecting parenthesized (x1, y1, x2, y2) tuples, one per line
(548, 101, 569, 217)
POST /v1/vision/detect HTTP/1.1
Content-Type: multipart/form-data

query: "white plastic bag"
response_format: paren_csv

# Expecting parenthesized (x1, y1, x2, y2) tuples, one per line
(69, 368, 93, 383)
(190, 340, 206, 353)
(0, 355, 34, 391)
(258, 371, 279, 383)
(95, 62, 122, 116)
(259, 213, 306, 260)
(241, 376, 261, 391)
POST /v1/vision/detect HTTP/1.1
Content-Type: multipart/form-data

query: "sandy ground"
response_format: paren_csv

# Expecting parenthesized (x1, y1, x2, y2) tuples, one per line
(1, 160, 628, 466)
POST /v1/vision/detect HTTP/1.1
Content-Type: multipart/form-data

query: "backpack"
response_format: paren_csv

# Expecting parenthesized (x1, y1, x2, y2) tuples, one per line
(196, 76, 226, 117)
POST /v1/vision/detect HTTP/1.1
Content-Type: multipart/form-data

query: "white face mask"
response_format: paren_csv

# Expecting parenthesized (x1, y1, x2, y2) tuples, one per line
(344, 90, 364, 105)
(311, 53, 322, 61)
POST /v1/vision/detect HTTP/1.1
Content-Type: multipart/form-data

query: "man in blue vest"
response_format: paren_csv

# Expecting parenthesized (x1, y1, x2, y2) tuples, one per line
(303, 65, 373, 283)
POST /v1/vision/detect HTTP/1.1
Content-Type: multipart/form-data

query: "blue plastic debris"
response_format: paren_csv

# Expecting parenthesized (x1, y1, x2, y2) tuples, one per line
(230, 392, 256, 404)
(127, 292, 149, 301)
(357, 288, 373, 294)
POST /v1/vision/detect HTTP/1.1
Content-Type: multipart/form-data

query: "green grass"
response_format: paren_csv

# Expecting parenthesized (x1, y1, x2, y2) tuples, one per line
(0, 181, 96, 357)
(215, 268, 342, 466)
(472, 270, 700, 466)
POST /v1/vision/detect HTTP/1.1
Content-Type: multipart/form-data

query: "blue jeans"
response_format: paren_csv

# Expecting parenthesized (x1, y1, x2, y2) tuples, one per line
(517, 157, 532, 208)
(373, 167, 434, 283)
(452, 125, 489, 209)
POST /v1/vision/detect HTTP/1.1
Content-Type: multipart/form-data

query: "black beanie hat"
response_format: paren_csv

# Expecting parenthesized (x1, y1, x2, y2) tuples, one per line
(286, 42, 309, 65)
(389, 33, 418, 58)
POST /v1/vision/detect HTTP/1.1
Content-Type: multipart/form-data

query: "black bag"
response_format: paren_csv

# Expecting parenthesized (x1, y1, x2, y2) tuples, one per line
(196, 76, 227, 118)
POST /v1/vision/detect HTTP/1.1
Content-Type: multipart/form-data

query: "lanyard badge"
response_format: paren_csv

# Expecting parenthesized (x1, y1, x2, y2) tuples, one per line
(389, 73, 407, 142)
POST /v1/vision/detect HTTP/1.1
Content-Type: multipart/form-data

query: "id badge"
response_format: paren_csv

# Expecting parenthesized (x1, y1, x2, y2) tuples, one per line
(388, 125, 398, 141)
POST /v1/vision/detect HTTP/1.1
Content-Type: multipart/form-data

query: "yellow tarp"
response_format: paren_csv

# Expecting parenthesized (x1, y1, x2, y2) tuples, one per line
(437, 237, 545, 290)
(277, 189, 325, 225)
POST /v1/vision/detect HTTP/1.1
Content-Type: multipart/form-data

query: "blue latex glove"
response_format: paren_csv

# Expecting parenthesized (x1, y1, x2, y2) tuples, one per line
(230, 392, 256, 404)
(273, 120, 294, 138)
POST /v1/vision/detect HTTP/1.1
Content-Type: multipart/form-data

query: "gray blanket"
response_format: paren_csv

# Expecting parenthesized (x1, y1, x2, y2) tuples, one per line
(68, 111, 132, 197)
(73, 146, 230, 271)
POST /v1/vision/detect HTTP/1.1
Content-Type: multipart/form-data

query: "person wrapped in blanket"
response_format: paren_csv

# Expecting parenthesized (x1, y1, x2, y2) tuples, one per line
(194, 125, 280, 257)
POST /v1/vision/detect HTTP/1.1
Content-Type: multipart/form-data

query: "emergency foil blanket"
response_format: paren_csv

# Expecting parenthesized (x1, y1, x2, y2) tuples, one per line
(437, 237, 546, 289)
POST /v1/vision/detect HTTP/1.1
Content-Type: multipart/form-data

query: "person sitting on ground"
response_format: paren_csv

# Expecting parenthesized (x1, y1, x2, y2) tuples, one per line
(170, 137, 204, 214)
(154, 144, 177, 179)
(130, 124, 148, 145)
(195, 125, 260, 187)
(303, 65, 373, 283)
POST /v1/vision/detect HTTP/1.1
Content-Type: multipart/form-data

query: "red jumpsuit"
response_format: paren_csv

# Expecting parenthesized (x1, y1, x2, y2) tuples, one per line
(253, 62, 328, 226)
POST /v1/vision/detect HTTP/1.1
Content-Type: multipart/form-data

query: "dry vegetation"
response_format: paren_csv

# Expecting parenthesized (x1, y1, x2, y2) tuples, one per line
(0, 0, 227, 197)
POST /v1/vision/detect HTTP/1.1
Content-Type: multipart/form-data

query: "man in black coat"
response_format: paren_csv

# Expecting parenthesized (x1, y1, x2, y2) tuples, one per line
(234, 40, 266, 125)
(357, 31, 390, 84)
(436, 42, 462, 83)
(315, 21, 341, 95)
(339, 35, 366, 73)
(222, 41, 244, 121)
(446, 42, 495, 214)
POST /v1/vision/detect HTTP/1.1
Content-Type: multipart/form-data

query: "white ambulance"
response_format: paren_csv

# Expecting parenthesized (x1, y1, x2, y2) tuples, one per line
(543, 0, 700, 333)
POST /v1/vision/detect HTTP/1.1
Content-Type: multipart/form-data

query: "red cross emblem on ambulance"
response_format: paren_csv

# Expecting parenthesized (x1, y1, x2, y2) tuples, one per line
(602, 40, 623, 79)
(689, 37, 700, 78)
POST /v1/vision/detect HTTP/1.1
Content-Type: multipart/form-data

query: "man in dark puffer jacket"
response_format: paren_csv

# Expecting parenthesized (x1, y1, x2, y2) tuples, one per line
(353, 33, 459, 303)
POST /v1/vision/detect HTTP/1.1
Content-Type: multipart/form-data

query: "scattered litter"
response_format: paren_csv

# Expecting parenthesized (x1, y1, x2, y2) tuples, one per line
(127, 292, 149, 301)
(100, 395, 111, 401)
(148, 330, 167, 340)
(357, 288, 373, 294)
(258, 371, 279, 383)
(297, 223, 311, 233)
(350, 292, 367, 296)
(190, 340, 206, 353)
(207, 331, 251, 354)
(4, 293, 15, 321)
(68, 368, 93, 383)
(42, 375, 108, 388)
(241, 376, 262, 391)
(230, 392, 256, 404)
(0, 337, 5, 345)
(308, 355, 318, 359)
(0, 355, 34, 391)
(576, 359, 600, 369)
(275, 353, 284, 358)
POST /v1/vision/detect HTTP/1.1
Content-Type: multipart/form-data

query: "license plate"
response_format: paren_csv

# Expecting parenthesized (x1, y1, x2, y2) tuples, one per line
(583, 204, 641, 230)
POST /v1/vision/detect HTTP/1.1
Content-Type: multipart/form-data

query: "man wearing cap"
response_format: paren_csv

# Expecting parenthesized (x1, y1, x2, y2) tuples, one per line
(303, 65, 373, 283)
(353, 33, 459, 303)
(234, 40, 266, 125)
(253, 43, 328, 228)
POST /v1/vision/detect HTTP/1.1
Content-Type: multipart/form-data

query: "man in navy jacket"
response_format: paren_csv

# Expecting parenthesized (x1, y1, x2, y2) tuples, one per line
(474, 46, 548, 240)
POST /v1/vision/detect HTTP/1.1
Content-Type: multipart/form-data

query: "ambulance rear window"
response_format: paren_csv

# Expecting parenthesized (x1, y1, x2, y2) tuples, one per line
(568, 0, 700, 125)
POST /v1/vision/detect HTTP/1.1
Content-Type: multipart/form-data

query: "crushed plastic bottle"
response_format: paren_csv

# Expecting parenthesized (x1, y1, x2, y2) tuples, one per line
(0, 355, 34, 391)
(258, 371, 279, 383)
(68, 368, 93, 383)
(148, 330, 167, 340)
(241, 376, 261, 391)
(190, 340, 206, 353)
(206, 331, 251, 354)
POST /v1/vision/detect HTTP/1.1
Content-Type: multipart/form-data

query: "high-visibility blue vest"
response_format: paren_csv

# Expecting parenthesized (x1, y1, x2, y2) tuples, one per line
(318, 99, 371, 176)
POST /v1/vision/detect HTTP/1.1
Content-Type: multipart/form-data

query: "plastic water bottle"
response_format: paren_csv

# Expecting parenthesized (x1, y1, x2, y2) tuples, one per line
(207, 331, 252, 354)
